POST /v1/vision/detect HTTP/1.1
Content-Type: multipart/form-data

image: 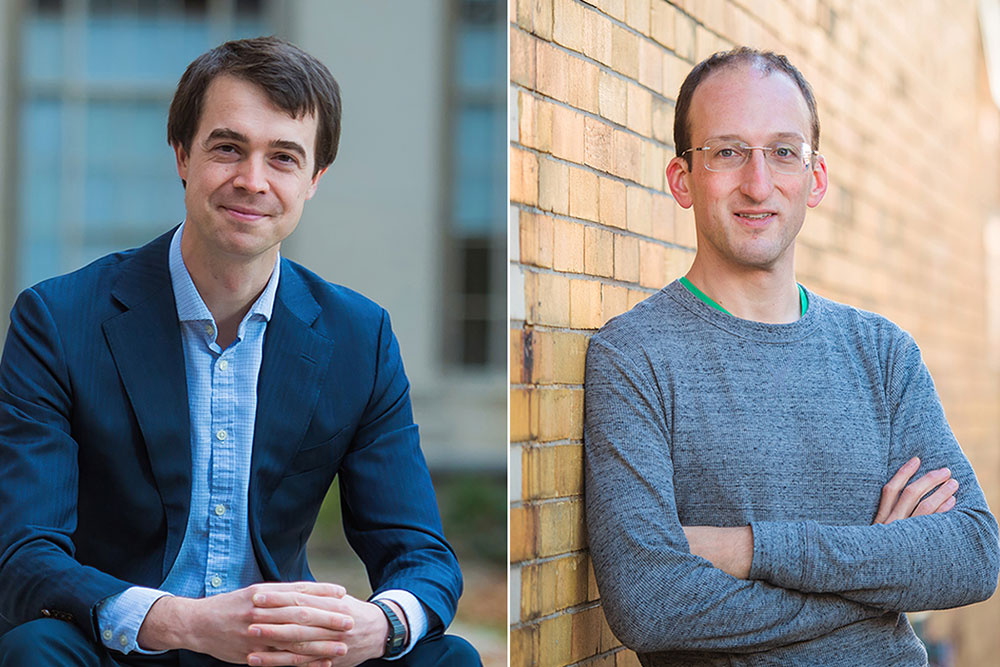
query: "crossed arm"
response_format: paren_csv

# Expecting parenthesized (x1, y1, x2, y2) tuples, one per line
(583, 335, 1000, 655)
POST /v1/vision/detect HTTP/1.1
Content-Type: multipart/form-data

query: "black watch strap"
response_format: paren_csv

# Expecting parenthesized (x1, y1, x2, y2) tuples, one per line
(372, 599, 406, 658)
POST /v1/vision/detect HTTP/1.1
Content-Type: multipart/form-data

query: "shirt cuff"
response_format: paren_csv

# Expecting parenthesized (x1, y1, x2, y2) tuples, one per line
(371, 589, 428, 660)
(749, 519, 815, 590)
(96, 587, 173, 655)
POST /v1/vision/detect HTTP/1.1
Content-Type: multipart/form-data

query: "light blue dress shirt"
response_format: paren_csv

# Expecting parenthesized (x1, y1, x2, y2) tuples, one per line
(95, 225, 426, 658)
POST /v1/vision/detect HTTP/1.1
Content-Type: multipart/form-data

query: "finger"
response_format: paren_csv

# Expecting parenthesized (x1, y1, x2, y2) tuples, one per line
(912, 478, 959, 517)
(250, 622, 352, 643)
(250, 582, 346, 599)
(251, 592, 352, 618)
(247, 644, 346, 666)
(305, 661, 333, 667)
(886, 467, 951, 523)
(249, 607, 354, 633)
(874, 457, 920, 524)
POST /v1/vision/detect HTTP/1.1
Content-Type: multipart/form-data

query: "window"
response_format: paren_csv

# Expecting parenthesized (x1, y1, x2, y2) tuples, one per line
(15, 0, 269, 291)
(444, 0, 506, 368)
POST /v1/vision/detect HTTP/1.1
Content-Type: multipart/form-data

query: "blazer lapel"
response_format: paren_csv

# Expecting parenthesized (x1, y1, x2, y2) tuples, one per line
(249, 261, 333, 578)
(101, 231, 191, 577)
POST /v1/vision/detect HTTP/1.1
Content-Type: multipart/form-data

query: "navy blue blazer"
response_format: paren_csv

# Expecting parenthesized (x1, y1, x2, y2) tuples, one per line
(0, 229, 461, 643)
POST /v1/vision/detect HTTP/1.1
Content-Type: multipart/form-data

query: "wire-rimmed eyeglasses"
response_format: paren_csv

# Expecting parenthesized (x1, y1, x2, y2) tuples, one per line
(680, 140, 819, 174)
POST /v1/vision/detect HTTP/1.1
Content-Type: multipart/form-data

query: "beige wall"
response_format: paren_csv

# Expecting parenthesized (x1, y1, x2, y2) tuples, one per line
(510, 0, 1000, 664)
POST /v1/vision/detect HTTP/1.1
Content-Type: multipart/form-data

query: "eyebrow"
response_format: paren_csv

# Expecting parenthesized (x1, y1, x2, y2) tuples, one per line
(204, 128, 308, 160)
(704, 132, 807, 144)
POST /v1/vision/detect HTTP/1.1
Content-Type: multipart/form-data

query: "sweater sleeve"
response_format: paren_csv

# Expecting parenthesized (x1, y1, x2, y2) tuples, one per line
(584, 337, 884, 655)
(748, 330, 1000, 611)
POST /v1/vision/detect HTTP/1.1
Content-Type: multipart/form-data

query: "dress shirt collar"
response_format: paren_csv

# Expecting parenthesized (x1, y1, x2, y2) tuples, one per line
(168, 223, 280, 325)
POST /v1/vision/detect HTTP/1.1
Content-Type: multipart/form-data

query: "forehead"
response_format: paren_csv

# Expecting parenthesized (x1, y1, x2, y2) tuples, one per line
(687, 63, 811, 144)
(195, 75, 318, 152)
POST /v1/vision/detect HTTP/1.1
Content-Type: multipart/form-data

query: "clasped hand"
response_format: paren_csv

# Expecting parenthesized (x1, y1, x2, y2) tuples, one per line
(138, 581, 389, 666)
(684, 457, 959, 578)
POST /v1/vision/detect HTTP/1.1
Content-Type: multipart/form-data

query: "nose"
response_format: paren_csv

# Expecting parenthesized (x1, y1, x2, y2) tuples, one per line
(232, 155, 270, 194)
(739, 148, 775, 202)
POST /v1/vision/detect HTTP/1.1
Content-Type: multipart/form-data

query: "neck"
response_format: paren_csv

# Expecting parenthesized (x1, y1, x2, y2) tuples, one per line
(180, 228, 275, 346)
(685, 254, 800, 324)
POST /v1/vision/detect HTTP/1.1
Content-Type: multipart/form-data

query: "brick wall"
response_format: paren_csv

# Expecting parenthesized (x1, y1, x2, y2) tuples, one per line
(510, 1, 1000, 665)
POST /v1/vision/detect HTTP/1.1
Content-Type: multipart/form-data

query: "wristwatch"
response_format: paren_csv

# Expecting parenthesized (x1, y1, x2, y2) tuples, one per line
(372, 599, 406, 658)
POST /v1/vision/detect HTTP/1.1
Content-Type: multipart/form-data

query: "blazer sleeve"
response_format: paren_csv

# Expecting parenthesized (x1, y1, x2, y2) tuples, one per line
(335, 309, 462, 631)
(0, 288, 132, 640)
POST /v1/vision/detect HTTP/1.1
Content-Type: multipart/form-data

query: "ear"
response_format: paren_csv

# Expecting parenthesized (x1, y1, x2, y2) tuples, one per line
(305, 165, 329, 200)
(666, 156, 694, 208)
(806, 155, 828, 208)
(173, 143, 190, 184)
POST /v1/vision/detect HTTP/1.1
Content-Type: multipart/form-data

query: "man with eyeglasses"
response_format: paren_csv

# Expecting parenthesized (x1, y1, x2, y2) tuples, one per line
(584, 47, 998, 665)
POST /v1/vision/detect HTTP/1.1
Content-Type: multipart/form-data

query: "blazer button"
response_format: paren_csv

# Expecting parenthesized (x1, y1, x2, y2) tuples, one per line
(40, 609, 52, 617)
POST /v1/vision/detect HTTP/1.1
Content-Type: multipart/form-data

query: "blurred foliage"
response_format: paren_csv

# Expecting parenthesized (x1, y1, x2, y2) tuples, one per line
(310, 471, 506, 567)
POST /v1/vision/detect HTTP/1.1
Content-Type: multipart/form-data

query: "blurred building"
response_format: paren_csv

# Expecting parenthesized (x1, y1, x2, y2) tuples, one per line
(0, 0, 506, 471)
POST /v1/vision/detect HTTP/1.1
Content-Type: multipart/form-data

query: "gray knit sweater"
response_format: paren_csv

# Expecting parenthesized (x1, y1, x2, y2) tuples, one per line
(583, 281, 1000, 666)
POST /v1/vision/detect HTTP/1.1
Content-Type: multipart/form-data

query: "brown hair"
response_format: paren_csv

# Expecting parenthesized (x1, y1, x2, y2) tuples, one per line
(673, 47, 819, 167)
(167, 36, 341, 176)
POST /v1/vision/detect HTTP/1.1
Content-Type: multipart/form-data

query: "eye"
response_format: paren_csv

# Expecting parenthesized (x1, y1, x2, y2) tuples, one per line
(712, 145, 744, 160)
(273, 153, 301, 168)
(771, 144, 800, 159)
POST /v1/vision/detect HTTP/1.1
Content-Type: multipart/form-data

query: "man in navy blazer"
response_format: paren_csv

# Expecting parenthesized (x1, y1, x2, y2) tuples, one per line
(0, 37, 476, 666)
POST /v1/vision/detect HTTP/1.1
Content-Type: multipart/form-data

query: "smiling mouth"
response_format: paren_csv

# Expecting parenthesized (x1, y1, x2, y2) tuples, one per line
(222, 205, 269, 221)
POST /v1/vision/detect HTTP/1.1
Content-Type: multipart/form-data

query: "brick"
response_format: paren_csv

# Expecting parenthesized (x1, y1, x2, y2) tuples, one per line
(552, 218, 585, 272)
(626, 82, 653, 137)
(569, 56, 601, 115)
(637, 37, 663, 93)
(627, 288, 649, 309)
(638, 240, 667, 288)
(537, 40, 569, 103)
(598, 177, 627, 229)
(639, 140, 665, 190)
(694, 23, 717, 62)
(511, 326, 525, 384)
(626, 185, 653, 236)
(650, 192, 675, 243)
(570, 278, 603, 329)
(571, 606, 604, 662)
(583, 5, 613, 66)
(584, 224, 614, 277)
(650, 1, 676, 49)
(616, 648, 642, 666)
(523, 443, 584, 501)
(651, 97, 673, 144)
(624, 0, 650, 35)
(612, 130, 641, 181)
(511, 147, 539, 206)
(511, 387, 538, 442)
(570, 167, 600, 222)
(517, 91, 538, 150)
(536, 613, 572, 667)
(553, 0, 586, 53)
(598, 71, 628, 126)
(537, 388, 584, 442)
(674, 202, 697, 248)
(510, 503, 537, 562)
(551, 104, 585, 164)
(533, 0, 554, 40)
(602, 283, 630, 321)
(532, 272, 571, 327)
(613, 233, 639, 282)
(584, 117, 614, 172)
(674, 11, 696, 61)
(665, 246, 694, 281)
(598, 0, 625, 21)
(511, 626, 537, 666)
(538, 158, 570, 215)
(536, 497, 585, 555)
(511, 27, 537, 89)
(522, 553, 591, 619)
(663, 50, 691, 99)
(611, 24, 640, 79)
(531, 329, 590, 384)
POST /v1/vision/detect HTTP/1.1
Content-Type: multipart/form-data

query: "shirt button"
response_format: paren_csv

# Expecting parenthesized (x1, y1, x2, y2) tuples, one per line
(204, 324, 214, 336)
(119, 634, 128, 647)
(210, 576, 222, 588)
(218, 359, 229, 371)
(216, 429, 227, 441)
(103, 629, 113, 641)
(214, 504, 226, 516)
